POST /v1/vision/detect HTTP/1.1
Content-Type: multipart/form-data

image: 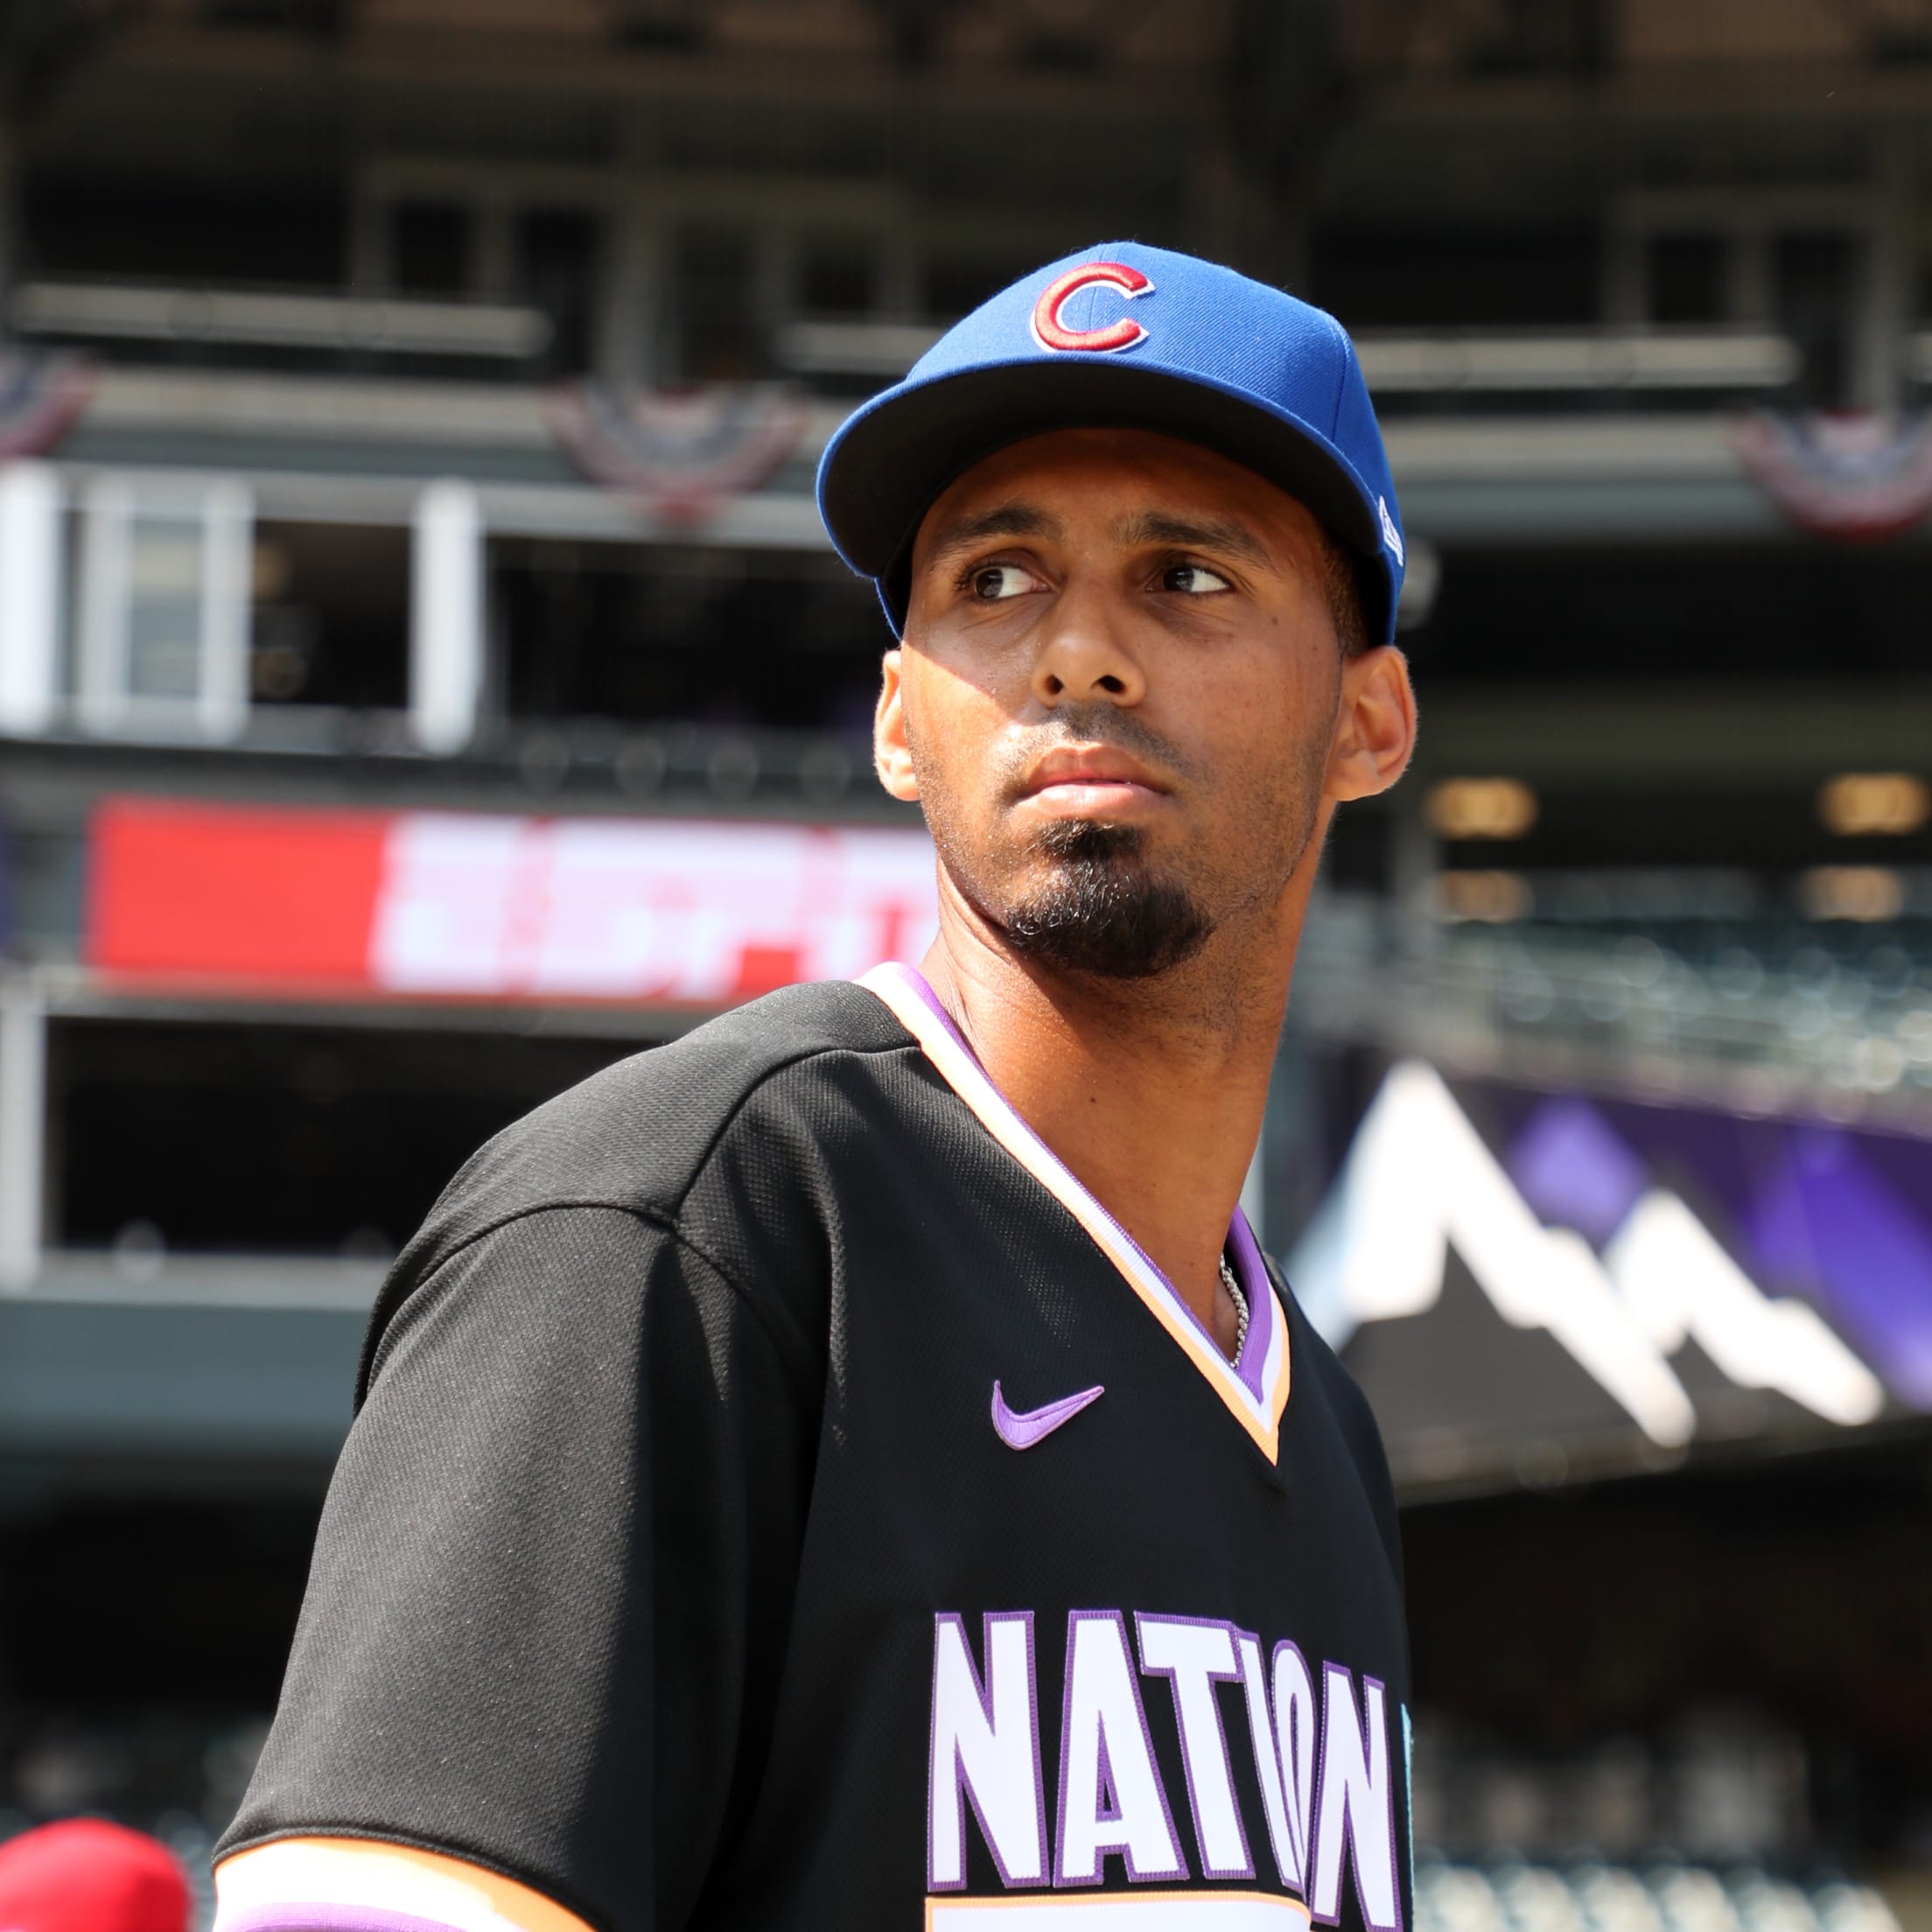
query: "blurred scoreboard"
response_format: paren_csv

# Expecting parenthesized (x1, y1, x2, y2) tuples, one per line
(88, 796, 939, 1006)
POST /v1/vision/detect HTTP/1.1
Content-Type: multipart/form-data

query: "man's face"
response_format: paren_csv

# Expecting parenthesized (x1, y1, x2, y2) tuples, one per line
(877, 426, 1383, 981)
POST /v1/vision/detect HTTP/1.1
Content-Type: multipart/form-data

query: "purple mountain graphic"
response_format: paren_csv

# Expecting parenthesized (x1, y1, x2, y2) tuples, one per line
(1742, 1126, 1932, 1411)
(1505, 1091, 1932, 1413)
(1508, 1097, 1649, 1246)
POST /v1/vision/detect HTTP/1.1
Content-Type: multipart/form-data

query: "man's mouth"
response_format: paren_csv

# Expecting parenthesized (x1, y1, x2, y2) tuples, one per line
(1017, 747, 1170, 815)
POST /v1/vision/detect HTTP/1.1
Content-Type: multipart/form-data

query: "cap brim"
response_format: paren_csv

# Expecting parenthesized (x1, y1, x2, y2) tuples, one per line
(817, 357, 1386, 633)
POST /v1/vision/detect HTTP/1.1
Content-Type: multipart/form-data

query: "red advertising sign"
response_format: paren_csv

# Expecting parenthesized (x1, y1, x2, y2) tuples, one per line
(88, 798, 940, 1005)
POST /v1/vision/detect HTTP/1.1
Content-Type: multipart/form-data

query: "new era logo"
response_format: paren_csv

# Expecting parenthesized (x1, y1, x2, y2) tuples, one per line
(1378, 495, 1404, 565)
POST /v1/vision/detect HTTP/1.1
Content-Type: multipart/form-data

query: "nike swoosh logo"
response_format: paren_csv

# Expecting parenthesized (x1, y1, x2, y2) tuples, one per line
(991, 1379, 1105, 1451)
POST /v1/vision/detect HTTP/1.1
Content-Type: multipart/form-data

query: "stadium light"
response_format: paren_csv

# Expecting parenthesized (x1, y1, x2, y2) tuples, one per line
(1425, 777, 1538, 840)
(1436, 870, 1533, 922)
(1798, 866, 1903, 923)
(1816, 772, 1931, 836)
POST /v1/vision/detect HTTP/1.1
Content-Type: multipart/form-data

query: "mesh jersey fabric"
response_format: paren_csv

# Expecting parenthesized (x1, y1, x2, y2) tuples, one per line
(220, 978, 1410, 1932)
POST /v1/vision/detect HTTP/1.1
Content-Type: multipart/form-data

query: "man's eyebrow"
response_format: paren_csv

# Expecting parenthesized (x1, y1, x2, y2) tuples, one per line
(918, 502, 1061, 569)
(1112, 511, 1275, 572)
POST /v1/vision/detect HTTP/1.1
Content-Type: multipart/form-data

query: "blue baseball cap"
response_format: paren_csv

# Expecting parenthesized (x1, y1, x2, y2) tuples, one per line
(816, 241, 1406, 646)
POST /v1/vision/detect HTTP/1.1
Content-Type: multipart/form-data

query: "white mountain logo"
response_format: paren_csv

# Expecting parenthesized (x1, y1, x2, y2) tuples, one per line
(1288, 1061, 1883, 1442)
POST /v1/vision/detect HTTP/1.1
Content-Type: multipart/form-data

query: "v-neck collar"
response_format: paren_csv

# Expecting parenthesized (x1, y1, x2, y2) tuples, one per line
(858, 962, 1292, 1462)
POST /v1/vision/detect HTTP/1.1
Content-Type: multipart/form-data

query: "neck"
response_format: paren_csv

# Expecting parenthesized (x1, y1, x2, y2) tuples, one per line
(920, 885, 1307, 1349)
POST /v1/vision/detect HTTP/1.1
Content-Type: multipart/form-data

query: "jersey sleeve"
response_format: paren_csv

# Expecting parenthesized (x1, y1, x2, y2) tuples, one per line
(217, 1204, 822, 1932)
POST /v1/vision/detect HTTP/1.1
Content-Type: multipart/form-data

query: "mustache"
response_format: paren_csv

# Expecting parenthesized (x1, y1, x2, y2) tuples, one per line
(992, 703, 1199, 802)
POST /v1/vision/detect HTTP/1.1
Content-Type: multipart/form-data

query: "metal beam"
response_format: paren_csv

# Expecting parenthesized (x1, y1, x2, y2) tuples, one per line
(0, 462, 61, 738)
(0, 976, 46, 1292)
(0, 1294, 363, 1458)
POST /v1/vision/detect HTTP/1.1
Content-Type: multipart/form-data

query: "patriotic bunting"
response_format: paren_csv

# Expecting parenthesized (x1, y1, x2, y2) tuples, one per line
(547, 380, 808, 523)
(0, 348, 94, 460)
(1731, 410, 1932, 541)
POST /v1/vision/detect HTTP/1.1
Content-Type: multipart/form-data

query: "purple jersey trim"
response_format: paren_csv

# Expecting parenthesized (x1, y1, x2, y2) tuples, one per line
(1225, 1201, 1277, 1402)
(888, 962, 1279, 1398)
(221, 1909, 468, 1932)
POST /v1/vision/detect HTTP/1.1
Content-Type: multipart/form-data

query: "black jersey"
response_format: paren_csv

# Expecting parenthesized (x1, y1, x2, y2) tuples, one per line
(219, 967, 1412, 1932)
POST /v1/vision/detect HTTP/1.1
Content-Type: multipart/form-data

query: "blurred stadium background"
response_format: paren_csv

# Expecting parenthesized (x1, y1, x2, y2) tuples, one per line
(0, 0, 1929, 1925)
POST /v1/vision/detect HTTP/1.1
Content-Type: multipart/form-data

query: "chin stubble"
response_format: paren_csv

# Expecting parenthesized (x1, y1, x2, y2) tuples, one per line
(998, 818, 1213, 981)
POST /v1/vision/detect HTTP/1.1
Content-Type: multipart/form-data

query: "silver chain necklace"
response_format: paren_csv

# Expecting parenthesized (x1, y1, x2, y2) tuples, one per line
(1219, 1252, 1249, 1363)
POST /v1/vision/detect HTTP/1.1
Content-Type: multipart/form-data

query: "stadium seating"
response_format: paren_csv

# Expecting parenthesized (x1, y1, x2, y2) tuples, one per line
(1296, 899, 1932, 1110)
(1415, 1861, 1903, 1932)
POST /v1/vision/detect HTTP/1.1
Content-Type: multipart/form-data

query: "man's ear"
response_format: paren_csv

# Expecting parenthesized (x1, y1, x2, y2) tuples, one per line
(873, 649, 920, 802)
(1327, 645, 1418, 803)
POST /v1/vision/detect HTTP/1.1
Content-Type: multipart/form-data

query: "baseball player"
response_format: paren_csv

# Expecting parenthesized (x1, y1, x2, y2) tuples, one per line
(214, 242, 1419, 1932)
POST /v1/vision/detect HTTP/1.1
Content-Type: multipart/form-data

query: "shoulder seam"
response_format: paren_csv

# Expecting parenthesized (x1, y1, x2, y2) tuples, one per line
(663, 1022, 916, 1224)
(360, 1017, 921, 1403)
(360, 1195, 818, 1401)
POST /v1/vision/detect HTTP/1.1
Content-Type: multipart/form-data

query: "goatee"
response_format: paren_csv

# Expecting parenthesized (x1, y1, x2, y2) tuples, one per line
(998, 819, 1212, 980)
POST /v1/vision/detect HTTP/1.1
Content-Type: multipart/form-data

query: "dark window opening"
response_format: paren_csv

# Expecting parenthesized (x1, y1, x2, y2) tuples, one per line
(1647, 233, 1727, 325)
(1312, 226, 1600, 331)
(205, 0, 345, 32)
(799, 237, 878, 317)
(1776, 230, 1861, 409)
(248, 521, 410, 712)
(492, 542, 886, 735)
(1419, 542, 1932, 686)
(920, 253, 1041, 324)
(517, 206, 603, 376)
(20, 174, 346, 289)
(0, 1494, 325, 1793)
(672, 226, 761, 382)
(389, 201, 472, 298)
(50, 1021, 643, 1256)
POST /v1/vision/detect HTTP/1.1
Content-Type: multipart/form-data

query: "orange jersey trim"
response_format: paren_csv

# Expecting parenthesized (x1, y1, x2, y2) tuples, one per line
(927, 1888, 1314, 1926)
(859, 962, 1292, 1460)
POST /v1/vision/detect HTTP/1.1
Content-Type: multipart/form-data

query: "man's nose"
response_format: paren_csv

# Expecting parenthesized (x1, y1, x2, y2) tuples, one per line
(1028, 582, 1147, 708)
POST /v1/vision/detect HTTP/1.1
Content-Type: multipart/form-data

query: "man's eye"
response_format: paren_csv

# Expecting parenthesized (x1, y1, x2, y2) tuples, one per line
(969, 564, 1037, 601)
(1159, 563, 1232, 595)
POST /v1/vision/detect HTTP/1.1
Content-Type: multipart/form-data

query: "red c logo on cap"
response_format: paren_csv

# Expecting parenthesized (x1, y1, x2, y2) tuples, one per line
(1030, 262, 1153, 354)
